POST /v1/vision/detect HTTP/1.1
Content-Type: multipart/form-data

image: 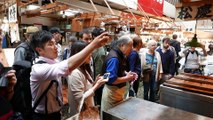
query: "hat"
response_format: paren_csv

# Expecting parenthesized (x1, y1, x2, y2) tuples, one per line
(49, 27, 63, 34)
(25, 26, 39, 34)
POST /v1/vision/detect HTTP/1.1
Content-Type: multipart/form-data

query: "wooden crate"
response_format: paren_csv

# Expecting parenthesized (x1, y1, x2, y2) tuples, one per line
(163, 73, 213, 96)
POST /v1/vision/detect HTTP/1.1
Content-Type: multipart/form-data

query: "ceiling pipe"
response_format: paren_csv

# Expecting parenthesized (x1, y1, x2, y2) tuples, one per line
(89, 0, 98, 12)
(121, 0, 137, 21)
(103, 0, 115, 15)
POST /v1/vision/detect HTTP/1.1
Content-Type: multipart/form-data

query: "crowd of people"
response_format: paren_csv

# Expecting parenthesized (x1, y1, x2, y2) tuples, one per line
(0, 26, 212, 120)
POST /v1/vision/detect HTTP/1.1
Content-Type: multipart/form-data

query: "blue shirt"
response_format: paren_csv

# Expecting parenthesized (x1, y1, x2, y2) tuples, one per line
(156, 48, 175, 75)
(146, 53, 157, 73)
(127, 51, 141, 76)
(105, 58, 119, 84)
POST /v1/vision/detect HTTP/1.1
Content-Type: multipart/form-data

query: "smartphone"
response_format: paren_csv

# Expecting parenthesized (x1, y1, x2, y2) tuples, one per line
(103, 73, 110, 81)
(0, 67, 12, 87)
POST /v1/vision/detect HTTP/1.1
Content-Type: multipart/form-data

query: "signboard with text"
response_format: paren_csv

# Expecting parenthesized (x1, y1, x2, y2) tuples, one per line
(176, 4, 213, 21)
(8, 4, 17, 23)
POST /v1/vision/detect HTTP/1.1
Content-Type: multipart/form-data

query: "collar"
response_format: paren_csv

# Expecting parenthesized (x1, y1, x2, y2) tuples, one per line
(113, 47, 125, 59)
(160, 45, 170, 53)
(36, 56, 57, 64)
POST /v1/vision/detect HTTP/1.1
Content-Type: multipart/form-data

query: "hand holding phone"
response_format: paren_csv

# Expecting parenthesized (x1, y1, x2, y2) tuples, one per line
(103, 73, 110, 82)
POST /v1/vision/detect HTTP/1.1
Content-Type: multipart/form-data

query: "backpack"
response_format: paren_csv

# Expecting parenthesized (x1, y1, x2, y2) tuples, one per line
(10, 43, 37, 119)
(14, 42, 37, 64)
(11, 60, 58, 120)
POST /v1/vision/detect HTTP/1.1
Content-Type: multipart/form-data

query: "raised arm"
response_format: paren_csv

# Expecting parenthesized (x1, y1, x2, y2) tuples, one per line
(67, 32, 109, 72)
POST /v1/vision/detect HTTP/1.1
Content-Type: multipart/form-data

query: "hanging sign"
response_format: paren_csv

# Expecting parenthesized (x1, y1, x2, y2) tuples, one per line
(176, 4, 213, 21)
(8, 4, 17, 23)
(138, 0, 164, 16)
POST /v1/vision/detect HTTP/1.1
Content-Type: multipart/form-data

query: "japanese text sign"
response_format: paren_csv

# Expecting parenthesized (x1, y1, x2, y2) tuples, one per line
(176, 4, 213, 21)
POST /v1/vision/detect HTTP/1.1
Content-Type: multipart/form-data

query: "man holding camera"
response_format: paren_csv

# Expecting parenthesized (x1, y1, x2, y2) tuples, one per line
(0, 31, 17, 120)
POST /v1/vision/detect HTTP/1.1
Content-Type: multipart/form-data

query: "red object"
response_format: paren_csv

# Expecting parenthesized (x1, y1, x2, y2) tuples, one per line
(138, 0, 164, 16)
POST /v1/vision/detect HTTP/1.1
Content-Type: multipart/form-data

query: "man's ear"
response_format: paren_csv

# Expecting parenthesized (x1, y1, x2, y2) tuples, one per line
(35, 47, 42, 55)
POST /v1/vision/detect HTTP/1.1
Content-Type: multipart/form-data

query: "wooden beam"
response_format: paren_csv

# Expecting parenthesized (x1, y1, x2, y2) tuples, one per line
(23, 2, 69, 17)
(18, 0, 38, 8)
(41, 5, 69, 15)
(176, 0, 213, 7)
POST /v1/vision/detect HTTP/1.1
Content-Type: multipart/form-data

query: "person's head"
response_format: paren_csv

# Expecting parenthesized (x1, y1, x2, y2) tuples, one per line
(92, 27, 104, 38)
(79, 29, 92, 43)
(115, 35, 133, 56)
(209, 44, 213, 50)
(49, 27, 62, 43)
(190, 47, 196, 52)
(24, 26, 39, 42)
(70, 41, 90, 64)
(31, 30, 57, 59)
(147, 40, 157, 51)
(67, 36, 77, 47)
(162, 37, 170, 49)
(152, 35, 160, 42)
(132, 36, 143, 51)
(172, 34, 178, 40)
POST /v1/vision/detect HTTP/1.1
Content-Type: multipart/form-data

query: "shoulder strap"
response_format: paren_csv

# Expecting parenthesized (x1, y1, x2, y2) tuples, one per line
(78, 68, 93, 84)
(36, 60, 47, 64)
(195, 50, 199, 56)
(184, 50, 190, 64)
(14, 42, 29, 53)
(32, 80, 58, 111)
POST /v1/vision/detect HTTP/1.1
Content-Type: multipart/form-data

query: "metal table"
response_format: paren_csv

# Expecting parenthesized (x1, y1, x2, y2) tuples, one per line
(103, 97, 212, 120)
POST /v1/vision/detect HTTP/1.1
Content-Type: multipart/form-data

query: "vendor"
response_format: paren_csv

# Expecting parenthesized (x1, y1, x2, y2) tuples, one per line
(183, 45, 207, 75)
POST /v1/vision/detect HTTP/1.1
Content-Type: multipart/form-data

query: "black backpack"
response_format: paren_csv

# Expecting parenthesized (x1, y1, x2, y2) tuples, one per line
(11, 60, 58, 120)
(11, 43, 36, 119)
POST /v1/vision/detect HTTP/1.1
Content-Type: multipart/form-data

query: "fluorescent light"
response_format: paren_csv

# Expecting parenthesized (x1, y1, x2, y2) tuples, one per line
(27, 5, 40, 10)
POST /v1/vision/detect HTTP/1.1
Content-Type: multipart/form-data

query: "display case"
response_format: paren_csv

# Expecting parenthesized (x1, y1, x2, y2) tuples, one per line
(160, 73, 213, 118)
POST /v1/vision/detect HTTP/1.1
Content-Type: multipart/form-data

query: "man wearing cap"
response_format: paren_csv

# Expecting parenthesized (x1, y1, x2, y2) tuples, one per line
(14, 26, 39, 63)
(49, 27, 63, 62)
(12, 26, 39, 120)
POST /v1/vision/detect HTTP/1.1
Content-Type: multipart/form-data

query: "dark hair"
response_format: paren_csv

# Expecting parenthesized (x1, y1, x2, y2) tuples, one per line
(49, 27, 62, 34)
(79, 29, 91, 38)
(31, 30, 53, 50)
(133, 36, 142, 48)
(68, 36, 77, 42)
(162, 37, 170, 43)
(172, 34, 177, 39)
(70, 41, 92, 76)
(92, 27, 104, 37)
(209, 44, 213, 50)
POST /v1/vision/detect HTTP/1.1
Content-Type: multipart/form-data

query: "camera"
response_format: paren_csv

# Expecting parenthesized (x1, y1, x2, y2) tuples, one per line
(0, 76, 8, 87)
(0, 63, 11, 87)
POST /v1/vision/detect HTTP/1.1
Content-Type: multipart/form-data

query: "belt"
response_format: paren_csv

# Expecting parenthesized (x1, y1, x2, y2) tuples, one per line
(106, 82, 126, 88)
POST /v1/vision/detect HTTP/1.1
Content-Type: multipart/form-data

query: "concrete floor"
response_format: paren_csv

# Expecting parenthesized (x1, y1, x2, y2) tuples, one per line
(61, 80, 146, 119)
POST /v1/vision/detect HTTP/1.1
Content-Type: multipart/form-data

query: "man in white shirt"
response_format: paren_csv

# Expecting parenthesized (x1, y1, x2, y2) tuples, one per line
(30, 30, 109, 120)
